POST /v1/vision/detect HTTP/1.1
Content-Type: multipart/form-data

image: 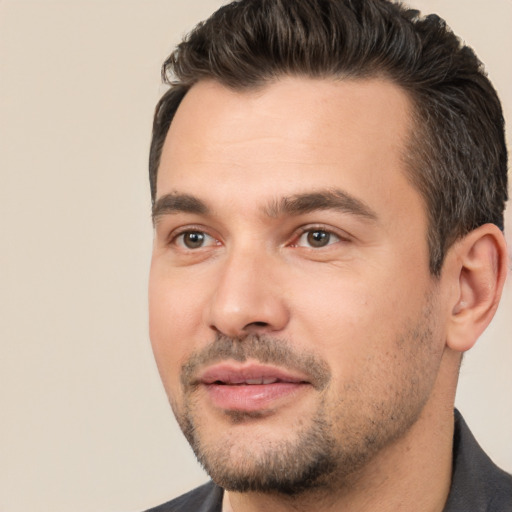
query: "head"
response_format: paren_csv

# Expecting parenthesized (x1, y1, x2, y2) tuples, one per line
(149, 0, 508, 276)
(148, 0, 508, 499)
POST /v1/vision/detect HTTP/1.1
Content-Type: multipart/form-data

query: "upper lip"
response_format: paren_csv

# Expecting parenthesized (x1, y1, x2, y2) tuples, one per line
(197, 362, 310, 385)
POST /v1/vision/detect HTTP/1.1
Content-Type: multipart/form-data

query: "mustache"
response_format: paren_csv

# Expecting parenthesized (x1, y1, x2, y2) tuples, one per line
(180, 333, 331, 391)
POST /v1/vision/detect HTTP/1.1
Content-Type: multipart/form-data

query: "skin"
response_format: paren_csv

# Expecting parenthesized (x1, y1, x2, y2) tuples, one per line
(149, 77, 507, 511)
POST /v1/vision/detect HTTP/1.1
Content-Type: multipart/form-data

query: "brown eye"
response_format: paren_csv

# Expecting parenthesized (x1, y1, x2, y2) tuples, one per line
(296, 229, 340, 248)
(307, 230, 331, 247)
(179, 231, 208, 249)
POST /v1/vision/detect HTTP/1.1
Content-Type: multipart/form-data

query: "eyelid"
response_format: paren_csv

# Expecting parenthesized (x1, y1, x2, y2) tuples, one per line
(167, 224, 221, 248)
(289, 224, 352, 247)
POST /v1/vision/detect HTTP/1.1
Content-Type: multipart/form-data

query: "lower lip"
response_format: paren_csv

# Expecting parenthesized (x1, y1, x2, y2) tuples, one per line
(204, 382, 308, 412)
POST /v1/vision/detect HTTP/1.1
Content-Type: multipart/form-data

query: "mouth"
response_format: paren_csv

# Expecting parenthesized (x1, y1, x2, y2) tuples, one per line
(196, 362, 311, 412)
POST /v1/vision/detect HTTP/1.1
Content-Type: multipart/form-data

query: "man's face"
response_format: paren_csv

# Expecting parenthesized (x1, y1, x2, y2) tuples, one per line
(149, 78, 448, 492)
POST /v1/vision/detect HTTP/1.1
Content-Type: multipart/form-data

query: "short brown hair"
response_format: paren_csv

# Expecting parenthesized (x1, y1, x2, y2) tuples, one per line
(149, 0, 508, 275)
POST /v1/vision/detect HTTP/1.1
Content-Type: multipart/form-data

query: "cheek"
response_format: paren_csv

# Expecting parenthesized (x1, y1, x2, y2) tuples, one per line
(148, 266, 206, 393)
(289, 264, 431, 375)
(291, 266, 393, 336)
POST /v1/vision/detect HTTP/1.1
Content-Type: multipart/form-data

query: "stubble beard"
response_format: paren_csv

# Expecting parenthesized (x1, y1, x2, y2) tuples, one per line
(171, 302, 440, 497)
(175, 391, 382, 496)
(178, 396, 341, 495)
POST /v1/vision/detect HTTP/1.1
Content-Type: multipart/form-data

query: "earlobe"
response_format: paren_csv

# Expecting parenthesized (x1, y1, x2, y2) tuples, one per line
(446, 224, 509, 353)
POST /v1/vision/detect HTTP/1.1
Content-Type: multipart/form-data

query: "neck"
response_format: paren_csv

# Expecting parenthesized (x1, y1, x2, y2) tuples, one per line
(224, 349, 460, 512)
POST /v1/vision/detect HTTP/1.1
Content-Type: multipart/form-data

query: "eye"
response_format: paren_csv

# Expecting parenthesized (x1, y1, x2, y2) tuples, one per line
(174, 230, 218, 249)
(296, 229, 341, 248)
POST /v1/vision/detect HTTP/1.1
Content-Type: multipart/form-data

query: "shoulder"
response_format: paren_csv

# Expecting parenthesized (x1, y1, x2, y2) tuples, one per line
(444, 410, 512, 512)
(144, 481, 223, 512)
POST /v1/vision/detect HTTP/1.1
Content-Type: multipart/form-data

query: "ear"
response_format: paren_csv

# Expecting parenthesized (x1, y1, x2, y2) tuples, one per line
(445, 223, 509, 353)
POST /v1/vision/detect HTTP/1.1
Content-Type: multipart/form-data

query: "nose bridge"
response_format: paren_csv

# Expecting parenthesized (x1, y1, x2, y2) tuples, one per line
(206, 240, 289, 337)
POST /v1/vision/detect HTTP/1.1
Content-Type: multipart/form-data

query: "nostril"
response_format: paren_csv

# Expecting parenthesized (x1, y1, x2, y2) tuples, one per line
(245, 321, 269, 329)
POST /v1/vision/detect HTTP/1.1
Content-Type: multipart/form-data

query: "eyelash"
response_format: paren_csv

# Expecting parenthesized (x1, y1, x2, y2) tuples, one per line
(291, 226, 348, 249)
(168, 224, 349, 251)
(170, 226, 219, 250)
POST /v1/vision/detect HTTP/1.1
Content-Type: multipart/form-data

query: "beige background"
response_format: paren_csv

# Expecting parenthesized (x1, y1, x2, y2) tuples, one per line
(0, 1, 510, 511)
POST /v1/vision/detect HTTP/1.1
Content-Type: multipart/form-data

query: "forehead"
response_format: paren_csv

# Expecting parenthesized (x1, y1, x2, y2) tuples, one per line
(156, 77, 420, 225)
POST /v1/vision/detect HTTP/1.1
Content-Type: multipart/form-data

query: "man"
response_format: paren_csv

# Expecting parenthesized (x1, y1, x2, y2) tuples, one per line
(145, 0, 511, 510)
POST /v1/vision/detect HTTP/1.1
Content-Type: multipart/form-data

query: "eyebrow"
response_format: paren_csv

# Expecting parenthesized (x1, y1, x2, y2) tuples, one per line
(152, 193, 209, 224)
(264, 189, 378, 221)
(152, 188, 378, 224)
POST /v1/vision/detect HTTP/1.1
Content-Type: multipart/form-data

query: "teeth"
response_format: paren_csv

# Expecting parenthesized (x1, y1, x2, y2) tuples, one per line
(244, 378, 278, 385)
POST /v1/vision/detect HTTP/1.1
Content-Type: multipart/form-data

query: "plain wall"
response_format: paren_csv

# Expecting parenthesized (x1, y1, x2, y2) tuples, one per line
(0, 1, 510, 511)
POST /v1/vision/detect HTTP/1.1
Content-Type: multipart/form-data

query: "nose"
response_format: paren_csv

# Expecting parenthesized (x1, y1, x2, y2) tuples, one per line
(205, 247, 290, 338)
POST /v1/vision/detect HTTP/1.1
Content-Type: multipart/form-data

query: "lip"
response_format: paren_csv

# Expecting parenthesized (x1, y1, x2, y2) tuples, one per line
(199, 362, 309, 385)
(197, 362, 311, 412)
